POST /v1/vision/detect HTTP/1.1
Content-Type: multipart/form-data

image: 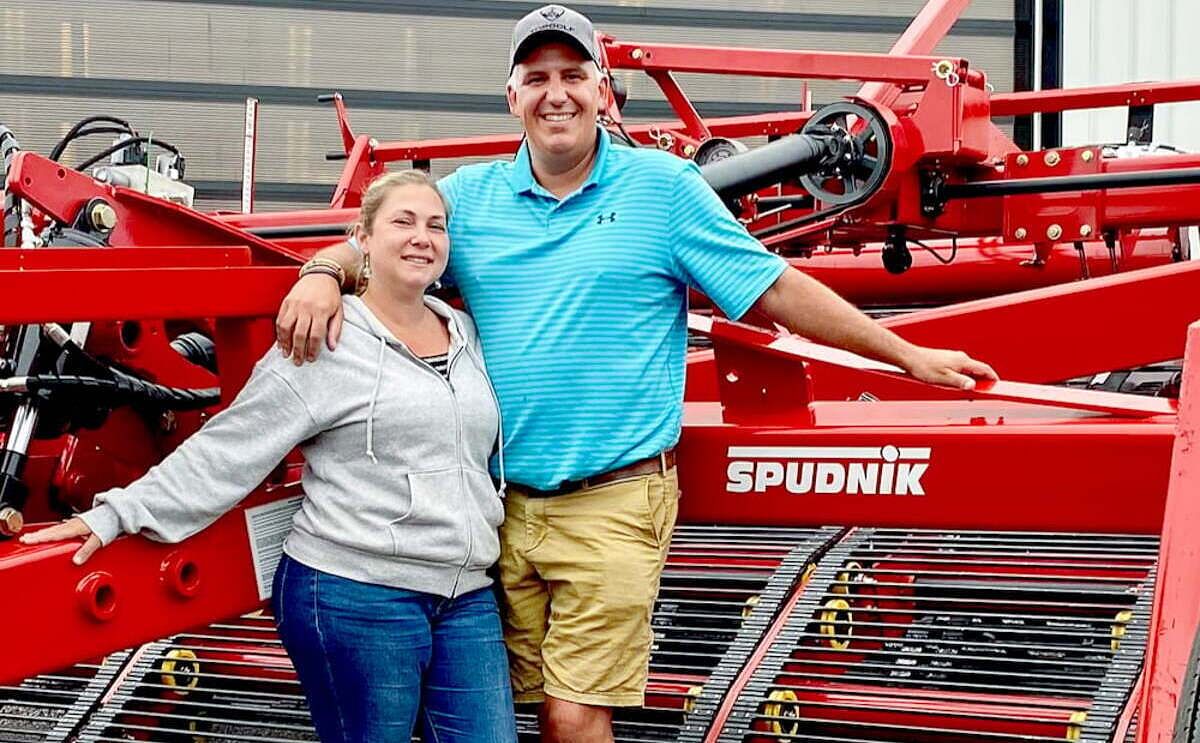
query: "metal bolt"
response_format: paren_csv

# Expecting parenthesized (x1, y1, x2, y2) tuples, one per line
(1080, 225, 1093, 237)
(89, 201, 118, 231)
(1014, 227, 1027, 240)
(368, 138, 379, 149)
(631, 48, 644, 60)
(682, 144, 696, 157)
(1047, 223, 1063, 240)
(1015, 154, 1029, 167)
(1081, 150, 1095, 162)
(1044, 151, 1061, 167)
(0, 507, 23, 537)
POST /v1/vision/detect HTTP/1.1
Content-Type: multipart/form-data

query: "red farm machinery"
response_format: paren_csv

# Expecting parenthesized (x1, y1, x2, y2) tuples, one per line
(4, 0, 1200, 741)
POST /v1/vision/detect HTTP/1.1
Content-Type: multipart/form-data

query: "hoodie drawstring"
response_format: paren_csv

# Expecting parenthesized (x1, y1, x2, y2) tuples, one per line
(365, 336, 385, 464)
(463, 342, 507, 498)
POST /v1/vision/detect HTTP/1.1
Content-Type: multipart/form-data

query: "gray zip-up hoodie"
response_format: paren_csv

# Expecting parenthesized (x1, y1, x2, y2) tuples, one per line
(78, 295, 506, 598)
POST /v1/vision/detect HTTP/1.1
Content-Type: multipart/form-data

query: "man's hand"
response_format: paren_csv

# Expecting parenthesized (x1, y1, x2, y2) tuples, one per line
(19, 517, 103, 565)
(901, 346, 998, 390)
(276, 273, 344, 365)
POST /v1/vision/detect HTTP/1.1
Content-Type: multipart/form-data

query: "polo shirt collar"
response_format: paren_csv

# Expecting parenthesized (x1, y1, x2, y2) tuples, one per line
(509, 126, 611, 198)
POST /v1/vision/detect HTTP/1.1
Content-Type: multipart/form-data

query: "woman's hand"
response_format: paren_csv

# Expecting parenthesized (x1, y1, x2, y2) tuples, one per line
(19, 517, 103, 565)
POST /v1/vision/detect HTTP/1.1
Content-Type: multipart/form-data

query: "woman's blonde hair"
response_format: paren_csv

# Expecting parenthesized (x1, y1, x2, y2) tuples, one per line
(353, 170, 449, 236)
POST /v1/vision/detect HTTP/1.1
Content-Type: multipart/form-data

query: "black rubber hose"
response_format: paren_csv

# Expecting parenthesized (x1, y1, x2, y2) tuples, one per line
(50, 116, 136, 160)
(170, 332, 218, 374)
(24, 373, 219, 411)
(1, 126, 21, 247)
(74, 136, 181, 172)
(49, 126, 141, 162)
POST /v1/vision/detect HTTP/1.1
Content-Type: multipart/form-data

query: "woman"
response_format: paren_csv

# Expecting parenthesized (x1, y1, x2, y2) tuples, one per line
(21, 170, 518, 743)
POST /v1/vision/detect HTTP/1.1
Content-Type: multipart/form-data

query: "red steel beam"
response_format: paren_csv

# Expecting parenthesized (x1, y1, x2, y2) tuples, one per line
(370, 112, 813, 163)
(878, 260, 1200, 383)
(0, 265, 295, 323)
(1138, 320, 1200, 743)
(606, 42, 954, 84)
(0, 247, 252, 270)
(1, 485, 296, 685)
(991, 80, 1200, 117)
(856, 0, 971, 108)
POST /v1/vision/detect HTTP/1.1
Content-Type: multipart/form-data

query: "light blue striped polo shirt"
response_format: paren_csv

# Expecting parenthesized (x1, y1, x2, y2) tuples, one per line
(438, 129, 787, 490)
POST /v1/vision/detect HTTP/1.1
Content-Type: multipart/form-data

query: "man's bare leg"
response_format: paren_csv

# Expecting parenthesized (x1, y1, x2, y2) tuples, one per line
(540, 697, 613, 743)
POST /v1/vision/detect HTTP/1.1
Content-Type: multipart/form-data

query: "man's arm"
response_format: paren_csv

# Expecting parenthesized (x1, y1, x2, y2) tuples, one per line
(276, 241, 361, 364)
(753, 266, 997, 390)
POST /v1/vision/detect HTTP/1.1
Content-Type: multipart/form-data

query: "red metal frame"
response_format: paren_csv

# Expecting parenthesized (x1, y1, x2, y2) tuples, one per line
(4, 0, 1200, 738)
(1138, 320, 1200, 743)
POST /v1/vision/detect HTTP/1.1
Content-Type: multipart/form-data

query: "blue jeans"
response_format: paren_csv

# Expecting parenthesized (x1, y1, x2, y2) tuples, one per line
(272, 554, 518, 743)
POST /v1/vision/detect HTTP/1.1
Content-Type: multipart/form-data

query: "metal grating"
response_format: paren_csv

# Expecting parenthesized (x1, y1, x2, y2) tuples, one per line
(74, 624, 315, 743)
(66, 525, 838, 742)
(718, 529, 1159, 743)
(0, 651, 129, 743)
(514, 525, 841, 742)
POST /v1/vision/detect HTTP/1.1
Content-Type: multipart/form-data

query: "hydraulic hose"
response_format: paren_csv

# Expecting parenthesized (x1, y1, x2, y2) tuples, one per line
(4, 373, 219, 411)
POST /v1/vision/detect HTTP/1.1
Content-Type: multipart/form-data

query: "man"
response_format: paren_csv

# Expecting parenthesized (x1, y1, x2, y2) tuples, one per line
(276, 5, 997, 741)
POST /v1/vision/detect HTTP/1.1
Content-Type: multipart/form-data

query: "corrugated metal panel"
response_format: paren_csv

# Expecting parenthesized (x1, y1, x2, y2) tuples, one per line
(1063, 0, 1200, 151)
(2, 0, 1014, 211)
(497, 0, 1015, 19)
(0, 95, 522, 182)
(1, 2, 1013, 102)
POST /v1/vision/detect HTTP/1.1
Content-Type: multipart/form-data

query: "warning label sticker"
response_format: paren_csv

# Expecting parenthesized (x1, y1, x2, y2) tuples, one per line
(244, 496, 303, 601)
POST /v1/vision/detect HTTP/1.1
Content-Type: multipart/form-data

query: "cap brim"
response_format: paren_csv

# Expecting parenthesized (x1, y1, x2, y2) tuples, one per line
(510, 30, 595, 70)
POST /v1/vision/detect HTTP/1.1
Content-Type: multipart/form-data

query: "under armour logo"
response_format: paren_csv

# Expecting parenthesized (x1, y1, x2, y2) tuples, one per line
(596, 211, 617, 225)
(541, 5, 566, 20)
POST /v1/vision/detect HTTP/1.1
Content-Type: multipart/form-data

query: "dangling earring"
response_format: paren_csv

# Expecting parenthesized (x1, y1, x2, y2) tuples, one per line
(355, 251, 372, 296)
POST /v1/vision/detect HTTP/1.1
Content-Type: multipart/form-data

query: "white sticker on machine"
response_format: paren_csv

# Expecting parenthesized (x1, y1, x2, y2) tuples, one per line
(244, 496, 303, 601)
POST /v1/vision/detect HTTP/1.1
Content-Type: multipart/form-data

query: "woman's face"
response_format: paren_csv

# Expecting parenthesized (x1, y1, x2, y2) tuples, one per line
(357, 184, 449, 293)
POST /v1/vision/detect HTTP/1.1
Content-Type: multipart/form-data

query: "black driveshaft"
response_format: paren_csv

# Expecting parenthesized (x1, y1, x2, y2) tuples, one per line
(700, 133, 841, 201)
(943, 166, 1200, 199)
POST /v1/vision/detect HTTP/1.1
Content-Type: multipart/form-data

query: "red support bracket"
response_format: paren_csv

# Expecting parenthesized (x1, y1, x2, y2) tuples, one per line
(6, 153, 303, 264)
(646, 69, 712, 143)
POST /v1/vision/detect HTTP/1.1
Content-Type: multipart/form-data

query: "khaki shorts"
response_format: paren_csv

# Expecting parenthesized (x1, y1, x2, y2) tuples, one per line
(498, 469, 679, 707)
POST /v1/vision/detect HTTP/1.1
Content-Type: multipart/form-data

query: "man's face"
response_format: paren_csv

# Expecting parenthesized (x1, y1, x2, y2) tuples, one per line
(507, 42, 608, 159)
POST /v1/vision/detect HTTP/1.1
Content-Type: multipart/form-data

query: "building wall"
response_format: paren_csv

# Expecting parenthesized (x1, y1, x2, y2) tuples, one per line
(1, 1, 1015, 212)
(1062, 0, 1200, 151)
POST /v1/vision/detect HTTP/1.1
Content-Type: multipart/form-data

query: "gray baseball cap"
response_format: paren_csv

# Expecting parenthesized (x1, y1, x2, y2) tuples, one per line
(508, 4, 600, 71)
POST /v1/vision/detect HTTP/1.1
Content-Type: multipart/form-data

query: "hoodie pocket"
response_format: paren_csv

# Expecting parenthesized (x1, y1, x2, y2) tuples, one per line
(464, 468, 504, 568)
(391, 469, 469, 564)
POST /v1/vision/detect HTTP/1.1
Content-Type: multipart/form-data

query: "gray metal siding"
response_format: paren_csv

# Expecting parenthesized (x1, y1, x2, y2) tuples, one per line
(2, 0, 1014, 212)
(1062, 0, 1200, 152)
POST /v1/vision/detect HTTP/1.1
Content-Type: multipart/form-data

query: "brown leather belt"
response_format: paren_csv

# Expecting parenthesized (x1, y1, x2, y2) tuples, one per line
(515, 448, 677, 498)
